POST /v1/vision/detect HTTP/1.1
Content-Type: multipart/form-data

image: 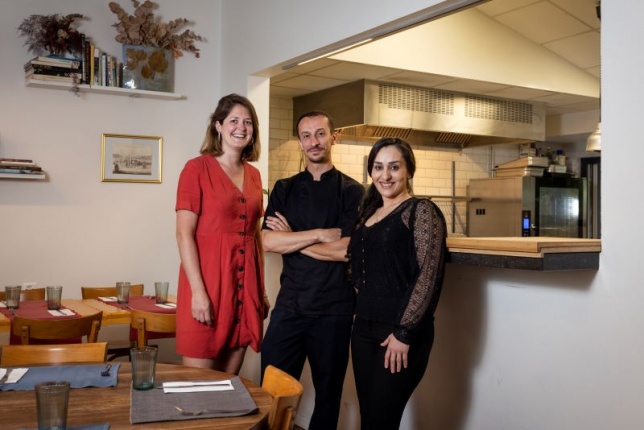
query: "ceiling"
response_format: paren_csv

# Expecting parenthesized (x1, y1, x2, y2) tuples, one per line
(270, 0, 601, 117)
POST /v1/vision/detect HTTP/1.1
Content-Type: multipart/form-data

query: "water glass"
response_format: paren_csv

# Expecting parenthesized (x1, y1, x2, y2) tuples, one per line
(130, 346, 158, 390)
(46, 286, 63, 311)
(116, 281, 131, 304)
(35, 381, 70, 430)
(5, 285, 21, 309)
(154, 281, 169, 304)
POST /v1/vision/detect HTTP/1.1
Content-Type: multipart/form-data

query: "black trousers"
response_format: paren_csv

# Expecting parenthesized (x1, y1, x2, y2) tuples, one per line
(261, 309, 353, 430)
(351, 316, 434, 430)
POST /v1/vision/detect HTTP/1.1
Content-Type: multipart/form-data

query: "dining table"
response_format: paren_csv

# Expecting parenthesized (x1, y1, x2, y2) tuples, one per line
(0, 295, 178, 334)
(0, 362, 271, 429)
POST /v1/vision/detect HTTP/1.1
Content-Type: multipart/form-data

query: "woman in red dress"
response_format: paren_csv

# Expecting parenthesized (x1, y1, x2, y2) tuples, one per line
(175, 94, 269, 373)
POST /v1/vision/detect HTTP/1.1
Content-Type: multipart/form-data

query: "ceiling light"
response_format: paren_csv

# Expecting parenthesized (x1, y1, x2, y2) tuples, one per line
(586, 122, 601, 152)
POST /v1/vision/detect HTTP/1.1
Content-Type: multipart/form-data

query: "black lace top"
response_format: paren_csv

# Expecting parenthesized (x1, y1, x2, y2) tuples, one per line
(348, 198, 447, 343)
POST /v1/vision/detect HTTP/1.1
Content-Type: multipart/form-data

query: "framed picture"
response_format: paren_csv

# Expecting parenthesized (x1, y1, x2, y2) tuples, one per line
(101, 134, 163, 183)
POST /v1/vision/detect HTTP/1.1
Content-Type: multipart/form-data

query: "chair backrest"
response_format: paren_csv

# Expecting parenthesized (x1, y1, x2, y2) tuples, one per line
(0, 342, 108, 366)
(21, 287, 46, 301)
(0, 287, 46, 302)
(262, 365, 304, 430)
(12, 312, 103, 345)
(81, 284, 144, 299)
(130, 309, 176, 347)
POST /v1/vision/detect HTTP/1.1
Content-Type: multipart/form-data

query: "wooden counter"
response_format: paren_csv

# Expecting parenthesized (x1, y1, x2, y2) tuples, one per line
(446, 237, 601, 270)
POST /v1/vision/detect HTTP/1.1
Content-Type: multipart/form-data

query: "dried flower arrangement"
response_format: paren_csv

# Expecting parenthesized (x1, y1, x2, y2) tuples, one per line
(17, 14, 85, 57)
(108, 0, 204, 58)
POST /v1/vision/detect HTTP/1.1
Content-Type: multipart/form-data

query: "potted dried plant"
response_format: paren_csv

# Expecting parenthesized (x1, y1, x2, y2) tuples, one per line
(108, 0, 204, 92)
(17, 13, 85, 58)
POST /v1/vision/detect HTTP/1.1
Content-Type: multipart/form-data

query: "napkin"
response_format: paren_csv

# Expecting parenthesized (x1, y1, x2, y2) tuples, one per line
(162, 379, 234, 393)
(0, 368, 29, 384)
(155, 303, 176, 309)
(0, 302, 6, 308)
(47, 309, 75, 316)
(98, 296, 118, 302)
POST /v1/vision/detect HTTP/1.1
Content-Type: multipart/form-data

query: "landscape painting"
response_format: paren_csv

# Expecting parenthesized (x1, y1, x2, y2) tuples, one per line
(101, 134, 163, 183)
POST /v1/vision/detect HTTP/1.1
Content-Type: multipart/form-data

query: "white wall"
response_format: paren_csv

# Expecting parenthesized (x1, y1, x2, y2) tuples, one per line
(221, 1, 644, 430)
(0, 0, 222, 362)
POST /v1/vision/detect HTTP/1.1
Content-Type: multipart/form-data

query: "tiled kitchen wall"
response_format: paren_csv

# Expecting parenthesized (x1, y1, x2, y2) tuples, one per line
(268, 95, 520, 235)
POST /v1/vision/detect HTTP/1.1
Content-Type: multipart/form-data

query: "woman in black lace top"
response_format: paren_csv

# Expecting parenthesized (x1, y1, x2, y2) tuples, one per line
(348, 137, 447, 429)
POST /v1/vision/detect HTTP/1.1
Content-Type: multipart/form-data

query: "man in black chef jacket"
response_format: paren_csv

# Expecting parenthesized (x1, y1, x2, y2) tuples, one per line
(261, 110, 364, 430)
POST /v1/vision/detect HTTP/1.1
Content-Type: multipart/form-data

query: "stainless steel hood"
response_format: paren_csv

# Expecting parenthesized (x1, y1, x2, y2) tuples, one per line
(293, 80, 546, 149)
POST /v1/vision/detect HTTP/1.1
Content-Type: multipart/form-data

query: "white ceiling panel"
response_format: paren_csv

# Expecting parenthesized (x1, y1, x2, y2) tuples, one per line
(270, 0, 601, 117)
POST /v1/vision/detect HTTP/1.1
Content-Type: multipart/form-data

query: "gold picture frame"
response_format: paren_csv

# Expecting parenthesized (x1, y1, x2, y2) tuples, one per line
(101, 133, 163, 183)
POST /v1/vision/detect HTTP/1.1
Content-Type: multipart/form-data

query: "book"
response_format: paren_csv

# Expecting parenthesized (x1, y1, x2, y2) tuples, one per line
(101, 52, 107, 87)
(0, 171, 45, 180)
(0, 164, 42, 172)
(83, 37, 92, 85)
(80, 33, 87, 84)
(93, 47, 101, 86)
(0, 157, 34, 164)
(27, 55, 81, 65)
(1, 161, 38, 168)
(25, 65, 80, 78)
(25, 59, 81, 70)
(26, 73, 76, 83)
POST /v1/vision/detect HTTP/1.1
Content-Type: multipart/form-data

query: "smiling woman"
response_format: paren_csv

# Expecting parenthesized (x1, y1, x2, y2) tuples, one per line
(175, 93, 267, 375)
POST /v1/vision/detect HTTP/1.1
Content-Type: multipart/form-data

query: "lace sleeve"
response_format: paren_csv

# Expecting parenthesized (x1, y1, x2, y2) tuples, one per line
(395, 199, 447, 343)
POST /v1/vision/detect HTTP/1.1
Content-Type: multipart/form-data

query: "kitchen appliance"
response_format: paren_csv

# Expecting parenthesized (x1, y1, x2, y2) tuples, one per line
(293, 79, 546, 150)
(467, 175, 587, 238)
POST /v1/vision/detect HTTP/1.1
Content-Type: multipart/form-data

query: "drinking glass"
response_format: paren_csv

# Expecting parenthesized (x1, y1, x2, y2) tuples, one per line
(130, 346, 158, 390)
(116, 281, 130, 304)
(154, 282, 169, 304)
(46, 286, 63, 311)
(5, 285, 21, 309)
(35, 381, 70, 430)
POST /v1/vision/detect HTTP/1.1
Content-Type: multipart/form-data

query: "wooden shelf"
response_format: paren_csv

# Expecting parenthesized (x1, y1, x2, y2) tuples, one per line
(25, 79, 185, 100)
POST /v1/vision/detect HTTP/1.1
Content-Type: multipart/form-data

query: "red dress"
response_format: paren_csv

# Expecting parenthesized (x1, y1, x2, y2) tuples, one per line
(175, 155, 265, 358)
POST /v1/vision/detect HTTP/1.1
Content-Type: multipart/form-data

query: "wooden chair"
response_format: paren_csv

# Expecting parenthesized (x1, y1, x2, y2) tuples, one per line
(0, 287, 46, 302)
(81, 284, 144, 360)
(130, 309, 176, 348)
(20, 287, 46, 301)
(262, 365, 304, 430)
(12, 311, 102, 345)
(0, 342, 108, 366)
(80, 284, 144, 299)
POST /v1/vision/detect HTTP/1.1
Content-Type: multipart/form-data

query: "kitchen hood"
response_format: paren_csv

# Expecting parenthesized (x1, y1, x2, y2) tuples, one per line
(293, 80, 546, 149)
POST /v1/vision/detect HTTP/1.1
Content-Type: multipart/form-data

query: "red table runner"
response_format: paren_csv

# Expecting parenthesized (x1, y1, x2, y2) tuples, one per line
(1, 300, 82, 344)
(98, 295, 176, 342)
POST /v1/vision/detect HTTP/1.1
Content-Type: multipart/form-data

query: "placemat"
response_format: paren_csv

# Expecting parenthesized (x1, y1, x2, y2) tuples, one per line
(130, 376, 258, 423)
(0, 364, 120, 391)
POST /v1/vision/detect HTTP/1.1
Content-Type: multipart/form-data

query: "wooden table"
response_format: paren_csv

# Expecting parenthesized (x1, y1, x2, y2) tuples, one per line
(0, 363, 271, 429)
(0, 296, 176, 334)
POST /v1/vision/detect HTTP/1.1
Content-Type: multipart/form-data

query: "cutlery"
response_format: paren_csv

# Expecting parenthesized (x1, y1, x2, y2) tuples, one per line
(162, 380, 232, 388)
(0, 369, 13, 385)
(173, 405, 253, 416)
(101, 363, 112, 377)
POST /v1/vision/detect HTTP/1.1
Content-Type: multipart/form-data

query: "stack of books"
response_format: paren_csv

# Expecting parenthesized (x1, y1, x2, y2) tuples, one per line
(24, 56, 82, 84)
(0, 158, 46, 179)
